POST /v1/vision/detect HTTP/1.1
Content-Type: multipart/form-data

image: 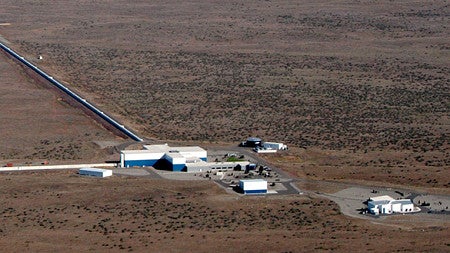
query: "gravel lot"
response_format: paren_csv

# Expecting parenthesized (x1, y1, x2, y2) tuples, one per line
(321, 186, 450, 220)
(113, 168, 156, 177)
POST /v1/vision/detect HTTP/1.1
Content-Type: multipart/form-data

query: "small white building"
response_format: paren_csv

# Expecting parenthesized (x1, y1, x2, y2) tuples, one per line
(368, 195, 415, 215)
(79, 168, 112, 178)
(239, 179, 267, 194)
(253, 147, 277, 153)
(263, 142, 287, 150)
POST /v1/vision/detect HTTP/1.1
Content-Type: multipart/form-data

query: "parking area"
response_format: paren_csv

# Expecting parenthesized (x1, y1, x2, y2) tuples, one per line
(320, 186, 450, 219)
(150, 165, 301, 195)
(113, 168, 161, 178)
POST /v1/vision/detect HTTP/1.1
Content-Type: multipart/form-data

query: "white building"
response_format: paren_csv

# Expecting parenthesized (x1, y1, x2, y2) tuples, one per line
(79, 168, 112, 178)
(120, 144, 207, 171)
(253, 147, 277, 153)
(263, 142, 287, 150)
(239, 179, 268, 194)
(143, 145, 207, 160)
(368, 195, 415, 215)
(253, 142, 287, 153)
(185, 161, 250, 173)
(121, 144, 250, 172)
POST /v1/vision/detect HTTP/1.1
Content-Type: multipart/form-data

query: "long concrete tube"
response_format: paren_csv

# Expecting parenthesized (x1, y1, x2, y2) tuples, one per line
(0, 42, 144, 142)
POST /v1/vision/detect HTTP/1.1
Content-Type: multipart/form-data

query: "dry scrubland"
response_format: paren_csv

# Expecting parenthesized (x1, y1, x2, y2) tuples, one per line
(4, 0, 446, 187)
(0, 52, 117, 163)
(0, 171, 448, 252)
(1, 1, 449, 252)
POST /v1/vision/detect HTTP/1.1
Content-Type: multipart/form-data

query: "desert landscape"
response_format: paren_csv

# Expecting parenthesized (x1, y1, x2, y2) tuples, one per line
(0, 170, 449, 253)
(1, 0, 448, 188)
(0, 50, 119, 164)
(0, 0, 448, 252)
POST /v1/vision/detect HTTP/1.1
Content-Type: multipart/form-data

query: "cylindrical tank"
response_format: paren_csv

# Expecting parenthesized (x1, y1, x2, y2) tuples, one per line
(246, 137, 262, 147)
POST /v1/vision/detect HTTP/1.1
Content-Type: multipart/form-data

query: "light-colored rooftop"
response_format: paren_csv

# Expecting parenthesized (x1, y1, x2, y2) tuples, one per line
(392, 199, 413, 205)
(79, 168, 110, 173)
(164, 152, 185, 159)
(121, 149, 164, 154)
(247, 137, 262, 142)
(240, 179, 267, 183)
(369, 195, 413, 206)
(143, 144, 206, 153)
(369, 195, 395, 202)
(185, 160, 249, 167)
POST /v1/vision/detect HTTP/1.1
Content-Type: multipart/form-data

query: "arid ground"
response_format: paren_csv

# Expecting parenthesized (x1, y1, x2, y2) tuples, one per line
(0, 0, 449, 252)
(1, 0, 448, 188)
(0, 171, 448, 253)
(0, 52, 119, 164)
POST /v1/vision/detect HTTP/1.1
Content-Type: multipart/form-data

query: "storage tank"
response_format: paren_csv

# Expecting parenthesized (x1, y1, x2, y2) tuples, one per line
(245, 137, 262, 147)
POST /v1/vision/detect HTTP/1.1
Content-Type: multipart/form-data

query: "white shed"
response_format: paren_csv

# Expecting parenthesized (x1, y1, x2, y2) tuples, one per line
(253, 147, 277, 153)
(239, 179, 267, 194)
(79, 168, 112, 178)
(263, 142, 287, 150)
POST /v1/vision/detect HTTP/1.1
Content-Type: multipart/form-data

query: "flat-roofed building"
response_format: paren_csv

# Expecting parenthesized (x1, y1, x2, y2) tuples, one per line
(120, 144, 207, 171)
(239, 179, 268, 194)
(79, 168, 112, 178)
(120, 149, 165, 168)
(263, 142, 287, 150)
(368, 195, 415, 215)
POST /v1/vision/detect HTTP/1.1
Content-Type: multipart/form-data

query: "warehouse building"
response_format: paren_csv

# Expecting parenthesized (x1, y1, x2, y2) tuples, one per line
(368, 195, 415, 215)
(119, 149, 164, 168)
(121, 144, 252, 172)
(239, 179, 268, 194)
(120, 144, 207, 171)
(79, 168, 112, 178)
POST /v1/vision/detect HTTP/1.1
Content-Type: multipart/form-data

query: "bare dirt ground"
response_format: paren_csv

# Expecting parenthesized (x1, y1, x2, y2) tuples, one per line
(270, 146, 450, 194)
(1, 0, 448, 189)
(0, 1, 449, 251)
(0, 171, 448, 253)
(0, 52, 120, 165)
